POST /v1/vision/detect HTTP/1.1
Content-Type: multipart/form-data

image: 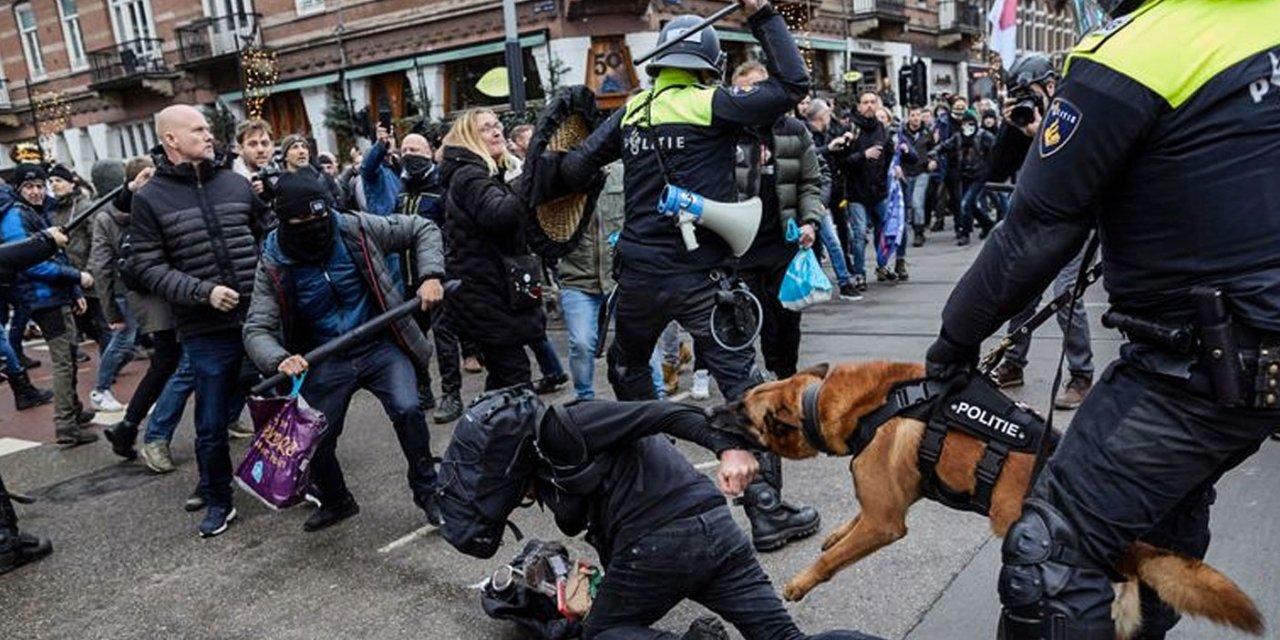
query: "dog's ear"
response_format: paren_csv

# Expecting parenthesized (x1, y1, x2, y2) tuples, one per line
(796, 362, 829, 380)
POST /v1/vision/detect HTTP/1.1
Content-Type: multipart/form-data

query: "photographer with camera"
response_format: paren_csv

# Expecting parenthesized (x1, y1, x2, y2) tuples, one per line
(232, 118, 278, 198)
(984, 53, 1095, 409)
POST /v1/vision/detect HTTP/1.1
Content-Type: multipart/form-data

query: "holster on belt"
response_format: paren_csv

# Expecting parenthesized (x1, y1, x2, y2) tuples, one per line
(1192, 286, 1248, 407)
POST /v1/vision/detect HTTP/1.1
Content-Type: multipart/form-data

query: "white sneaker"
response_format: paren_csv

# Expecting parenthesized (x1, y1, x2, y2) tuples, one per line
(90, 389, 125, 412)
(690, 370, 711, 400)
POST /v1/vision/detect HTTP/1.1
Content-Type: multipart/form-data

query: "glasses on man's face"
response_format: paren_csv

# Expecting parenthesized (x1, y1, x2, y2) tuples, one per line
(480, 121, 504, 135)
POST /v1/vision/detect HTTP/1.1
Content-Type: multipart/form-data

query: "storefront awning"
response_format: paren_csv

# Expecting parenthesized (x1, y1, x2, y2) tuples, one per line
(220, 72, 340, 102)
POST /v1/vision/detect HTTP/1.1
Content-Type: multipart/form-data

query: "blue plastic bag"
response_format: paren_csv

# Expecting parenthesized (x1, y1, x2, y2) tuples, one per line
(778, 220, 833, 311)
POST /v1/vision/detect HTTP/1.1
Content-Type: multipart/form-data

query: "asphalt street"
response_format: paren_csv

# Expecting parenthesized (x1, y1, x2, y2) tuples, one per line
(1, 232, 1276, 640)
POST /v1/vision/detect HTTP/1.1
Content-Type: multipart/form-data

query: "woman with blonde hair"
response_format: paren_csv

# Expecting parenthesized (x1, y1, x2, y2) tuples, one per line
(439, 109, 544, 390)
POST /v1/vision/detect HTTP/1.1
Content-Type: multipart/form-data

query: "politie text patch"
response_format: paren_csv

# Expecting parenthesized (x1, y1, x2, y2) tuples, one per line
(1039, 97, 1083, 158)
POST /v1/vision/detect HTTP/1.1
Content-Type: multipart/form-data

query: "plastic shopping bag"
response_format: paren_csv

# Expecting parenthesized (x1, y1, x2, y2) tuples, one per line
(235, 374, 327, 510)
(778, 220, 833, 311)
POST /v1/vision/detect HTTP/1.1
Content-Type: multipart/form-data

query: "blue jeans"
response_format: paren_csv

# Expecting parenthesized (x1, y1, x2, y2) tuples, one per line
(958, 180, 995, 237)
(182, 331, 245, 510)
(7, 300, 29, 362)
(0, 321, 22, 376)
(304, 339, 437, 502)
(531, 335, 566, 379)
(846, 200, 889, 273)
(561, 288, 605, 400)
(816, 212, 851, 286)
(96, 296, 138, 392)
(145, 349, 245, 444)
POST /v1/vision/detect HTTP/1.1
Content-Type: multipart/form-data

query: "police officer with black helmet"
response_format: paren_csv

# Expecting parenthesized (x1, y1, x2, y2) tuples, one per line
(545, 0, 821, 552)
(926, 0, 1280, 637)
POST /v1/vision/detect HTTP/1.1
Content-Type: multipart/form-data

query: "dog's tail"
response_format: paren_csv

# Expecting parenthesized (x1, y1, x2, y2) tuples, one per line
(1114, 541, 1264, 636)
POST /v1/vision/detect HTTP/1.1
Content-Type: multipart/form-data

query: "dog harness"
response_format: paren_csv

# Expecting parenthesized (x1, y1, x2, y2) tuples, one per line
(800, 375, 1057, 516)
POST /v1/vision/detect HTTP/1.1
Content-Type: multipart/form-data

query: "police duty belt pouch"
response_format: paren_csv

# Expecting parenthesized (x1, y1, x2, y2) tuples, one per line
(503, 253, 545, 311)
(235, 374, 327, 510)
(779, 222, 832, 311)
(438, 386, 544, 559)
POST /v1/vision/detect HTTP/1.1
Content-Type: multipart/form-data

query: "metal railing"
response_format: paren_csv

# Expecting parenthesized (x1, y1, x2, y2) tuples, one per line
(88, 38, 167, 85)
(176, 12, 260, 65)
(939, 1, 984, 32)
(851, 0, 906, 18)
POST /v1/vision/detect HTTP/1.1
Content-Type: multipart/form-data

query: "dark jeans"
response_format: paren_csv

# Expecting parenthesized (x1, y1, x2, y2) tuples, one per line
(608, 272, 757, 402)
(958, 180, 995, 238)
(183, 330, 245, 510)
(74, 296, 110, 353)
(1002, 359, 1274, 636)
(479, 343, 532, 391)
(740, 260, 801, 379)
(583, 505, 878, 640)
(430, 305, 462, 396)
(303, 339, 438, 503)
(124, 330, 181, 426)
(8, 298, 30, 362)
(530, 335, 566, 378)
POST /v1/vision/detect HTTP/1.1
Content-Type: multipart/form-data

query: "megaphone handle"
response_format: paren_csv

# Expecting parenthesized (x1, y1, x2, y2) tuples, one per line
(679, 215, 700, 252)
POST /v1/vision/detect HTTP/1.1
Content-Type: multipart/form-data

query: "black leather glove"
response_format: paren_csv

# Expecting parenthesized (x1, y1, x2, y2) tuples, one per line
(926, 327, 980, 383)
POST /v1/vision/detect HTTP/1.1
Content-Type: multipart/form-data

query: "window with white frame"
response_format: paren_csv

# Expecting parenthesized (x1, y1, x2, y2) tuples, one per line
(58, 0, 88, 71)
(14, 4, 45, 80)
(295, 0, 324, 15)
(115, 120, 156, 158)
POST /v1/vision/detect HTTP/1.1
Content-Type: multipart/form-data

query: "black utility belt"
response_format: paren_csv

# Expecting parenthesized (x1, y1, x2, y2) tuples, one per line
(1104, 293, 1280, 409)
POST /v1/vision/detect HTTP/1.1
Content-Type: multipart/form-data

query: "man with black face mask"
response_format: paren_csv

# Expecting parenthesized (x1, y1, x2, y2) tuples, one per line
(929, 111, 995, 245)
(393, 133, 464, 424)
(244, 168, 447, 532)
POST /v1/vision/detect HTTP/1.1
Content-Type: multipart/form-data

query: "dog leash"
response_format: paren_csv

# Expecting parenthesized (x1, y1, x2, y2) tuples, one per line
(1022, 233, 1101, 495)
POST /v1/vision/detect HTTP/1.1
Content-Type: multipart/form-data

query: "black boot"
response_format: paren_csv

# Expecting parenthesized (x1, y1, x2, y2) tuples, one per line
(895, 258, 909, 282)
(103, 419, 139, 461)
(739, 452, 820, 551)
(0, 528, 53, 575)
(912, 225, 926, 247)
(304, 493, 360, 532)
(685, 616, 729, 640)
(9, 371, 52, 411)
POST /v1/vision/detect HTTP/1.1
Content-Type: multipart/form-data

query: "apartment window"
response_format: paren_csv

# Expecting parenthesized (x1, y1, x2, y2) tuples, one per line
(15, 4, 45, 80)
(115, 120, 156, 158)
(295, 0, 324, 15)
(58, 0, 88, 71)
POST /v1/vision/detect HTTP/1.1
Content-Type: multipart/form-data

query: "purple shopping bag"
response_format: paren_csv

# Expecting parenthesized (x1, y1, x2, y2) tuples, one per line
(235, 374, 327, 510)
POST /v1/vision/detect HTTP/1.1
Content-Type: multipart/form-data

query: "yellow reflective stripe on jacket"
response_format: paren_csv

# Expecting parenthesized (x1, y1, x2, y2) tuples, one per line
(1066, 0, 1280, 108)
(622, 69, 715, 127)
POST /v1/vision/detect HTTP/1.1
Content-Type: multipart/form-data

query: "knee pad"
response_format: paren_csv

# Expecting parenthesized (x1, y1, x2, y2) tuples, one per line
(999, 498, 1082, 608)
(998, 499, 1113, 640)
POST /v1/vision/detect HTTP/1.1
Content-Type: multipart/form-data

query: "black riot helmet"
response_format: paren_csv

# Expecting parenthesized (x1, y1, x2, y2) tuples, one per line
(646, 15, 726, 78)
(1005, 53, 1056, 90)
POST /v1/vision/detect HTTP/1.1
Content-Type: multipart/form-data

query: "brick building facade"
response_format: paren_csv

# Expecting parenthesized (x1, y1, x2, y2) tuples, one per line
(0, 0, 1074, 171)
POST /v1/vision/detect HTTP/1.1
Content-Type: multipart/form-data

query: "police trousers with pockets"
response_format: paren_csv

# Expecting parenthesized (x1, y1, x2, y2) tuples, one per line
(608, 271, 756, 403)
(1003, 358, 1273, 637)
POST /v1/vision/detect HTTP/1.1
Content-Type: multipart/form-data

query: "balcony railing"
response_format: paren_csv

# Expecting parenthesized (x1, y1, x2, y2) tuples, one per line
(176, 12, 261, 66)
(939, 1, 984, 33)
(851, 0, 906, 19)
(88, 38, 168, 87)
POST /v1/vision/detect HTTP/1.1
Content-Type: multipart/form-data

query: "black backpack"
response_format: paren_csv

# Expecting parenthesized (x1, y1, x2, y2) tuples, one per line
(437, 385, 544, 559)
(116, 229, 148, 293)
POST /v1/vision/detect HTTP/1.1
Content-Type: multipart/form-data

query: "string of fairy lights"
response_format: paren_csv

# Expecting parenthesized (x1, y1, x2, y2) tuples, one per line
(241, 47, 279, 119)
(776, 1, 814, 76)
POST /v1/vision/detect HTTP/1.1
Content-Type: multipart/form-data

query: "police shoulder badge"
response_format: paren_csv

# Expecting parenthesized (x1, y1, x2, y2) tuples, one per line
(1039, 97, 1083, 158)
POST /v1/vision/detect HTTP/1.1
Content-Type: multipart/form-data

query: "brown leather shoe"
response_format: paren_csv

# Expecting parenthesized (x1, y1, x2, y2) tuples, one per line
(990, 361, 1024, 389)
(1055, 375, 1093, 410)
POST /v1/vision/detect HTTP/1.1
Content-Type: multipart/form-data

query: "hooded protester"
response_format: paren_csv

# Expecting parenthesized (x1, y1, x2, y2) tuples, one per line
(930, 110, 996, 245)
(243, 167, 448, 532)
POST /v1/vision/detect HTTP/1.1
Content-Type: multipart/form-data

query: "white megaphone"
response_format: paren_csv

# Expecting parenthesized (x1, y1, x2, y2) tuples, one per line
(656, 185, 762, 257)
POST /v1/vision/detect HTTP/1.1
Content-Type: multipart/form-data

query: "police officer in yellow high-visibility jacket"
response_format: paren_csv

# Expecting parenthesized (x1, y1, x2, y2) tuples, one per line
(552, 0, 824, 552)
(924, 0, 1280, 637)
